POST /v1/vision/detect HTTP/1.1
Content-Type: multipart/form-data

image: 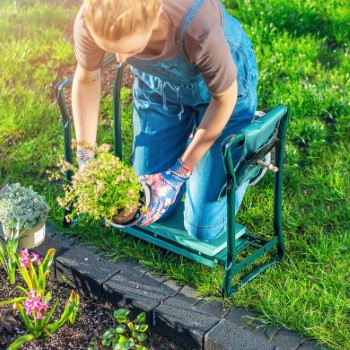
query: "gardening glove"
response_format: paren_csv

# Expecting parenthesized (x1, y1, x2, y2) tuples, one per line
(138, 159, 192, 226)
(76, 148, 95, 170)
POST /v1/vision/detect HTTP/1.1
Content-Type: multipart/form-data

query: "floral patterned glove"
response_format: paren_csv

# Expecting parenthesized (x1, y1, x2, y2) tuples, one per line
(76, 148, 95, 170)
(138, 159, 192, 226)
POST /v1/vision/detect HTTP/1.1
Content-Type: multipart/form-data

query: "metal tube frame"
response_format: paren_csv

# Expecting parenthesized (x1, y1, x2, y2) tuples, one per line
(221, 106, 290, 296)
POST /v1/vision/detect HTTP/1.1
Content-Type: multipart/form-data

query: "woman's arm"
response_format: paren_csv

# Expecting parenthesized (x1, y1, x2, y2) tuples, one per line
(71, 64, 102, 150)
(180, 79, 238, 170)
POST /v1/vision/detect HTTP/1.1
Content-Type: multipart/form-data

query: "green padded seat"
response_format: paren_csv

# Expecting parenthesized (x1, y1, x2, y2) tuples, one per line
(122, 201, 246, 267)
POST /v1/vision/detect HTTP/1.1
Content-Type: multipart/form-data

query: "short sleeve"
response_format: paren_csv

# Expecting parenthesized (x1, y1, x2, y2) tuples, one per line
(73, 6, 105, 71)
(184, 17, 237, 94)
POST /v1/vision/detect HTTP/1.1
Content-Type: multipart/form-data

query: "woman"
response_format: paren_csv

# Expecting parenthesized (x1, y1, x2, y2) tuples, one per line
(72, 0, 258, 241)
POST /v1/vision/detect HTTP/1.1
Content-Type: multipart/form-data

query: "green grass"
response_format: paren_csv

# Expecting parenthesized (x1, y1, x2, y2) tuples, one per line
(1, 0, 349, 349)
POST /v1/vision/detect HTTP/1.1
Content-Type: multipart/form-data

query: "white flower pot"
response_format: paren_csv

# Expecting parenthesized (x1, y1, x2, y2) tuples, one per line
(3, 221, 46, 249)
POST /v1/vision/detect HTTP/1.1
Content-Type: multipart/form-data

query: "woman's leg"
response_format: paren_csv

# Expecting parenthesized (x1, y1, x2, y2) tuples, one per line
(184, 35, 258, 242)
(132, 77, 194, 218)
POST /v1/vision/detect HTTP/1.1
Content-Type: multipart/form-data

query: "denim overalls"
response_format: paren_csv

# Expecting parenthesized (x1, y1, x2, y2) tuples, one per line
(127, 0, 258, 242)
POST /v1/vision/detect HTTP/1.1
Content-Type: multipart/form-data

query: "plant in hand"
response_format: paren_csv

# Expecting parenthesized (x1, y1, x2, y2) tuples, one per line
(52, 142, 145, 225)
(0, 222, 20, 284)
(102, 309, 149, 350)
(0, 248, 80, 350)
(0, 183, 49, 232)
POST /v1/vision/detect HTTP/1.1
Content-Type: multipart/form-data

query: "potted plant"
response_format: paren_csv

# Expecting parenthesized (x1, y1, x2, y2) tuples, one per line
(0, 182, 49, 249)
(53, 143, 149, 227)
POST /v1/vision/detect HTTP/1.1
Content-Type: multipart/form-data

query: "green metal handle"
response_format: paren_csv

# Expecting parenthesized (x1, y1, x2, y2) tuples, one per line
(112, 63, 124, 160)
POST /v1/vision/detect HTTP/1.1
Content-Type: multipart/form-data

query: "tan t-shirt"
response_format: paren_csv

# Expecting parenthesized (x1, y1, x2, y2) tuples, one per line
(74, 0, 237, 94)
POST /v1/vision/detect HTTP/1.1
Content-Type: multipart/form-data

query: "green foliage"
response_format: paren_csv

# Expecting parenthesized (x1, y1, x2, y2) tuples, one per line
(102, 309, 149, 350)
(87, 337, 99, 350)
(0, 223, 20, 284)
(0, 1, 75, 186)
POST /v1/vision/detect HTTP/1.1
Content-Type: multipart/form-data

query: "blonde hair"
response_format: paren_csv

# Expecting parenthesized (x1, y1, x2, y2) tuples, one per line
(85, 0, 161, 41)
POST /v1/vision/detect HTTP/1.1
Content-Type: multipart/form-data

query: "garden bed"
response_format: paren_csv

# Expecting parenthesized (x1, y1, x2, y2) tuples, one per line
(0, 268, 183, 350)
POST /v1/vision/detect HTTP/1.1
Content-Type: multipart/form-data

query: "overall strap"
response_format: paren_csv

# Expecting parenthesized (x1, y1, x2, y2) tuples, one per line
(177, 0, 204, 53)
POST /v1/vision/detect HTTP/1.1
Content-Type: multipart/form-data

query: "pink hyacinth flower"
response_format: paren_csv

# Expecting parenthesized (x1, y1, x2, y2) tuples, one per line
(30, 252, 40, 264)
(22, 291, 48, 319)
(19, 248, 30, 269)
(28, 290, 36, 298)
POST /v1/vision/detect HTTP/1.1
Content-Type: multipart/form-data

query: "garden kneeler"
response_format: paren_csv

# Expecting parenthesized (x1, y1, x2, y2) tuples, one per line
(55, 58, 290, 297)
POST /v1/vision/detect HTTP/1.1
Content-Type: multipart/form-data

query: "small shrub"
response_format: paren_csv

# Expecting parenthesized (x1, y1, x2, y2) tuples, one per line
(0, 183, 49, 231)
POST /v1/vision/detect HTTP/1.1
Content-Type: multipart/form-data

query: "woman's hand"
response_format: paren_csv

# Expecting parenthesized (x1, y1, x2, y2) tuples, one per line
(138, 159, 192, 226)
(76, 148, 95, 170)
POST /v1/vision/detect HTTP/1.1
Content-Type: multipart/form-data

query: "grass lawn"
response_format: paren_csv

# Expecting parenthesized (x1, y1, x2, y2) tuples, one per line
(0, 0, 349, 349)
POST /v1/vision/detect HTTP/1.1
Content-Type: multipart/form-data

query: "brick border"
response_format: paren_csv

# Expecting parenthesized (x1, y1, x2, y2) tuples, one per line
(1, 223, 325, 350)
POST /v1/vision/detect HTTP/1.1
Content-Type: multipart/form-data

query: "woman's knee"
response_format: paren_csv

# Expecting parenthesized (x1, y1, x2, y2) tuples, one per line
(184, 213, 226, 242)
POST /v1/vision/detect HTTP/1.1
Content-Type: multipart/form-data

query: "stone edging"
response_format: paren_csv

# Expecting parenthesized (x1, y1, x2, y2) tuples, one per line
(1, 223, 324, 350)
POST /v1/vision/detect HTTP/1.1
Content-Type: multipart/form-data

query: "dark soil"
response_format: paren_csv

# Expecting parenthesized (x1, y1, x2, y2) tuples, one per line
(0, 268, 184, 350)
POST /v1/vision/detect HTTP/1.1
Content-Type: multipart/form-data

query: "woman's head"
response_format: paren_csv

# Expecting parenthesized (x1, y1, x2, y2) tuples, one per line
(85, 0, 161, 42)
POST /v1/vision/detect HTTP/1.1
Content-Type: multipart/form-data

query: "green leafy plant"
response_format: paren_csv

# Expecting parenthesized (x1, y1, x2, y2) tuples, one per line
(0, 248, 80, 350)
(87, 337, 99, 350)
(102, 309, 149, 350)
(51, 143, 145, 225)
(0, 183, 49, 231)
(0, 222, 20, 284)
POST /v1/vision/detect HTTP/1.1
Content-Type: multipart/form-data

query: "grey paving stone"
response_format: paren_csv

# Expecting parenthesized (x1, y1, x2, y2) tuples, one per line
(224, 307, 280, 342)
(75, 242, 99, 255)
(195, 299, 228, 319)
(245, 320, 279, 342)
(225, 306, 256, 328)
(154, 296, 220, 350)
(45, 222, 57, 238)
(297, 340, 324, 350)
(31, 235, 69, 259)
(102, 271, 171, 323)
(158, 279, 183, 296)
(176, 285, 203, 305)
(265, 325, 280, 341)
(52, 231, 77, 246)
(272, 329, 304, 350)
(114, 259, 144, 275)
(56, 245, 119, 298)
(113, 259, 174, 290)
(205, 319, 274, 350)
(144, 271, 167, 285)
